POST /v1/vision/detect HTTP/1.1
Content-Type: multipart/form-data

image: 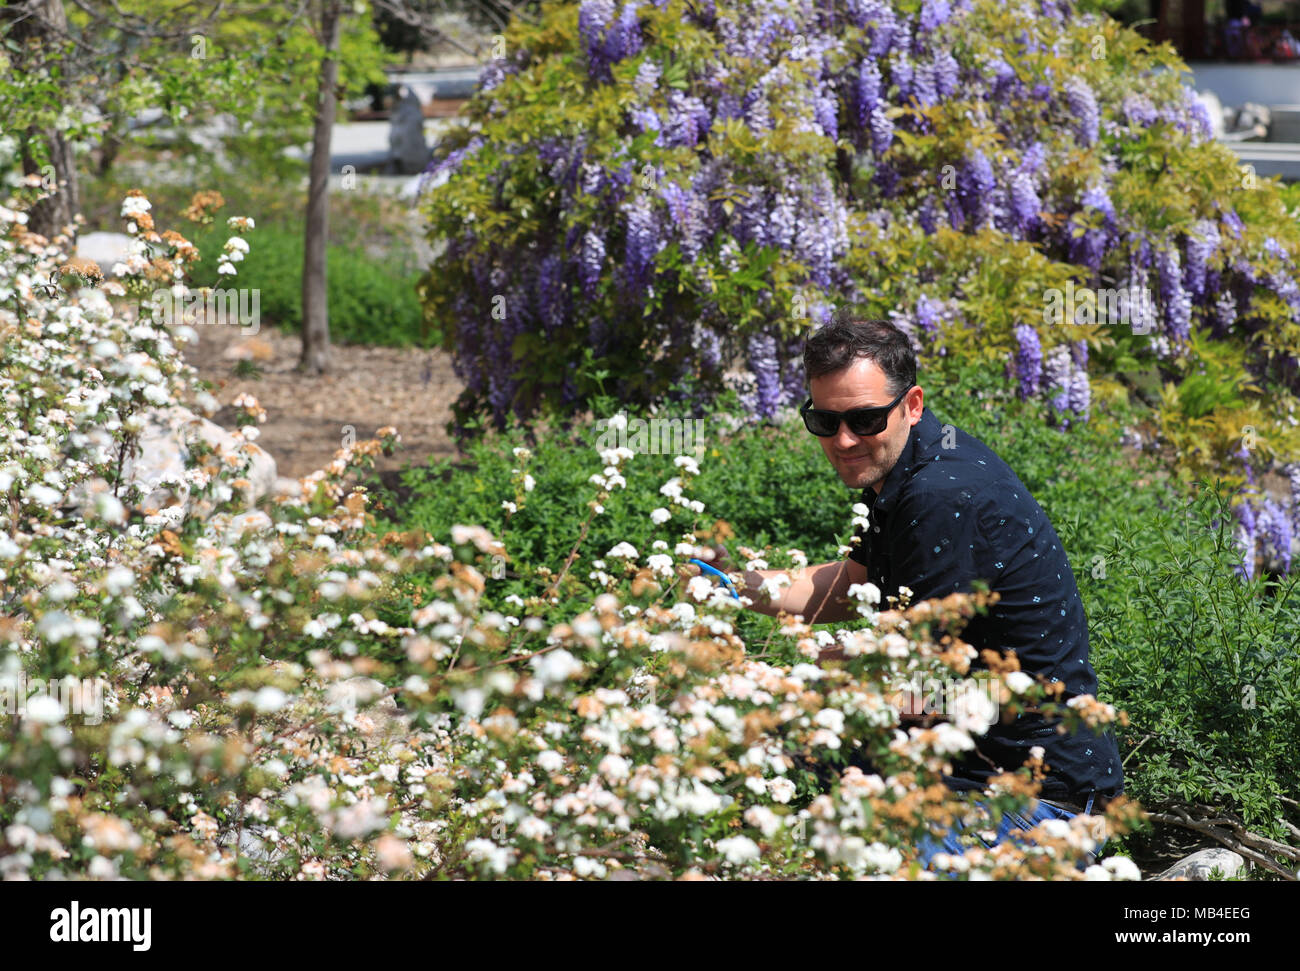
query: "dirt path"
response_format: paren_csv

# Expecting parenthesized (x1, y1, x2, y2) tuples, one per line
(180, 322, 463, 480)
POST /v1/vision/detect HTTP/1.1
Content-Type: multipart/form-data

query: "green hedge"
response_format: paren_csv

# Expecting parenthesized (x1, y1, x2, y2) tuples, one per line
(187, 222, 430, 347)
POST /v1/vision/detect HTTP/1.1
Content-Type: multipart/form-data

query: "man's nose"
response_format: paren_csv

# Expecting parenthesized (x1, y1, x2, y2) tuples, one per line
(832, 422, 862, 449)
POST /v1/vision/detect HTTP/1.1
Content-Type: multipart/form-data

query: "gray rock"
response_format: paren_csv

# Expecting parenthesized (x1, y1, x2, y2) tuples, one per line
(119, 405, 277, 516)
(75, 232, 135, 276)
(1150, 847, 1247, 881)
(388, 86, 431, 175)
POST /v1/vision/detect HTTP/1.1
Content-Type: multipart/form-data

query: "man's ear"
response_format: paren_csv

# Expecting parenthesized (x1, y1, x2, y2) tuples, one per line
(908, 385, 924, 424)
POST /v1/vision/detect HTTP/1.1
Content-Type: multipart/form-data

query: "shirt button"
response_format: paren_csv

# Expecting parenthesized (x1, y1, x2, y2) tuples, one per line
(873, 526, 880, 533)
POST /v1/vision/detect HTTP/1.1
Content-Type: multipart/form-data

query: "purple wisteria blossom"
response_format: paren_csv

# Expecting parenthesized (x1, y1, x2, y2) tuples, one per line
(869, 107, 894, 155)
(579, 0, 617, 75)
(535, 254, 566, 334)
(915, 294, 942, 340)
(666, 92, 712, 148)
(659, 180, 707, 259)
(1121, 92, 1158, 128)
(1156, 244, 1192, 343)
(748, 331, 781, 419)
(782, 337, 806, 406)
(1043, 343, 1072, 413)
(695, 322, 722, 371)
(1288, 464, 1300, 533)
(1183, 219, 1221, 304)
(623, 195, 663, 292)
(957, 149, 996, 228)
(918, 0, 952, 31)
(1063, 75, 1099, 146)
(579, 230, 606, 298)
(1212, 291, 1238, 335)
(1013, 323, 1043, 398)
(1069, 184, 1115, 274)
(986, 56, 1018, 99)
(419, 136, 484, 196)
(918, 194, 939, 235)
(856, 59, 882, 128)
(1008, 171, 1040, 238)
(1067, 362, 1090, 421)
(1261, 498, 1294, 573)
(933, 50, 960, 99)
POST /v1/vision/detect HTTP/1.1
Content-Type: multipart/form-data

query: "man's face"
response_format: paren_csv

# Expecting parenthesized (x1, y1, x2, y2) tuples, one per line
(809, 357, 925, 492)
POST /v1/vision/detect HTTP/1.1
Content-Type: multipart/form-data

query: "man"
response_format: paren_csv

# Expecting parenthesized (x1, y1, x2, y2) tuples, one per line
(692, 317, 1122, 867)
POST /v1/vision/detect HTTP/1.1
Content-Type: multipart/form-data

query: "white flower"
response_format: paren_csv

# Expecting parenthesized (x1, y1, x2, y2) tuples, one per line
(531, 649, 583, 685)
(598, 754, 629, 781)
(523, 474, 535, 492)
(252, 686, 289, 713)
(217, 261, 236, 275)
(25, 483, 62, 507)
(847, 582, 881, 605)
(24, 695, 64, 724)
(813, 708, 845, 735)
(93, 492, 126, 525)
(1102, 856, 1141, 881)
(673, 455, 700, 475)
(646, 553, 674, 578)
(650, 507, 671, 524)
(686, 575, 715, 602)
(949, 685, 998, 736)
(744, 805, 782, 837)
(768, 777, 796, 803)
(102, 566, 135, 596)
(716, 836, 761, 865)
(536, 750, 564, 773)
(659, 478, 683, 499)
(1004, 671, 1034, 695)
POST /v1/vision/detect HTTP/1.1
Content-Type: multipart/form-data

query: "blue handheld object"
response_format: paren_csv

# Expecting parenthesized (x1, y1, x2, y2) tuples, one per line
(688, 558, 741, 600)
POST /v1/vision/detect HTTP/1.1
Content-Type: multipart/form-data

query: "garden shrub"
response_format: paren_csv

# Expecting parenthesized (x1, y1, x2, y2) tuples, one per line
(187, 221, 430, 348)
(372, 349, 1300, 860)
(0, 171, 1148, 878)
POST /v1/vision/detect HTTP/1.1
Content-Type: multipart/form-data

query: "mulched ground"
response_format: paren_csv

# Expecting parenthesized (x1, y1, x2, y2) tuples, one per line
(180, 321, 463, 480)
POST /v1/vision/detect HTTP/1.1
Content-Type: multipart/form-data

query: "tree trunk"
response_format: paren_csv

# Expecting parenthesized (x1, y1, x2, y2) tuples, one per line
(7, 0, 79, 242)
(299, 0, 344, 375)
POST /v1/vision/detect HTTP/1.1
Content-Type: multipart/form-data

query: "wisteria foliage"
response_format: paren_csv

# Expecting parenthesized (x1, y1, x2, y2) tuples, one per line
(421, 0, 1300, 444)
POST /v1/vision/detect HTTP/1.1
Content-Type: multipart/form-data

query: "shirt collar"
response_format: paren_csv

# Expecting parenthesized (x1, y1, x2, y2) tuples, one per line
(860, 407, 943, 517)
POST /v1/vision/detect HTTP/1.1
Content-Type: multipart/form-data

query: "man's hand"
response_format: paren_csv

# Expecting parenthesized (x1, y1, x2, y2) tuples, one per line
(681, 543, 734, 579)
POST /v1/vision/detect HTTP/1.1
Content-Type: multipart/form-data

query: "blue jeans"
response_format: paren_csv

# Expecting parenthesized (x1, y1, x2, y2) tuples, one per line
(914, 794, 1106, 873)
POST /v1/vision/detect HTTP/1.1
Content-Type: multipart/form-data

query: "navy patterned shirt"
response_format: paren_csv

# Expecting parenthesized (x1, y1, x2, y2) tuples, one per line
(846, 406, 1124, 802)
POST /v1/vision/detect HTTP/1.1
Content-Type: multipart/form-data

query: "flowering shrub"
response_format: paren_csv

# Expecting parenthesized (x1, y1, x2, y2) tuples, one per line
(0, 169, 1151, 878)
(422, 0, 1300, 578)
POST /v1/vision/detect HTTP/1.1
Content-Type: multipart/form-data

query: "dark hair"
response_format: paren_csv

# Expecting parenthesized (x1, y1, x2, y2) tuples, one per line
(802, 315, 917, 397)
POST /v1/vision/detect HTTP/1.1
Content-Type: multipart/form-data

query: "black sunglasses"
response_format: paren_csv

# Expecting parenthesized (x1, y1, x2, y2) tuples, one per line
(799, 384, 914, 437)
